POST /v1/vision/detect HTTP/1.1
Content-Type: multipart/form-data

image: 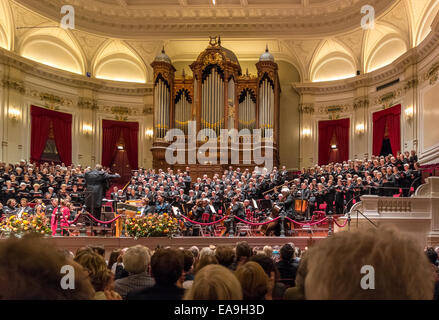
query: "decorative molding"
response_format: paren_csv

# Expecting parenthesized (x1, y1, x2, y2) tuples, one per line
(379, 92, 396, 109)
(14, 0, 392, 38)
(77, 97, 98, 110)
(1, 79, 25, 94)
(353, 98, 369, 110)
(298, 103, 314, 114)
(100, 105, 146, 121)
(143, 106, 153, 115)
(37, 92, 73, 110)
(315, 103, 352, 119)
(403, 79, 418, 91)
(426, 62, 439, 85)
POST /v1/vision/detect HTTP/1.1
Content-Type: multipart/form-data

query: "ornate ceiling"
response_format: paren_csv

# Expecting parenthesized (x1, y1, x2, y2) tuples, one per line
(1, 0, 438, 83)
(13, 0, 394, 38)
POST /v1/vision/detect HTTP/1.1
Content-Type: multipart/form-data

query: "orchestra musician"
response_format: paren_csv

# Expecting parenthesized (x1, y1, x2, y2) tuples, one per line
(155, 194, 171, 215)
(223, 196, 245, 237)
(16, 198, 33, 218)
(138, 197, 154, 217)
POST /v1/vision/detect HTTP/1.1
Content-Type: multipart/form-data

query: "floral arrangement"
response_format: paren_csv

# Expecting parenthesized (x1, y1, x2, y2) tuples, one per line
(0, 212, 52, 238)
(126, 213, 182, 238)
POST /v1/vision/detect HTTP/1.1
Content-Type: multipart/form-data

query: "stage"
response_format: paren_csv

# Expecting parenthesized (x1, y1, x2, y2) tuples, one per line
(39, 235, 325, 259)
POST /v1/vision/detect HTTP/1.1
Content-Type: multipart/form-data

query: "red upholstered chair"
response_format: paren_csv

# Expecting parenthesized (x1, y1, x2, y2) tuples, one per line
(319, 203, 327, 210)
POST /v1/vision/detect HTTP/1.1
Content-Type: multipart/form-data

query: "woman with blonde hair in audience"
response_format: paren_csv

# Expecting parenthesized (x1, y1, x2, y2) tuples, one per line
(74, 248, 122, 300)
(263, 245, 273, 258)
(184, 264, 243, 300)
(235, 261, 271, 300)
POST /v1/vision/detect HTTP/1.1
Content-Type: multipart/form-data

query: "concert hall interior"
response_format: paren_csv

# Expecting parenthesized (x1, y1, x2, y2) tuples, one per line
(1, 0, 439, 301)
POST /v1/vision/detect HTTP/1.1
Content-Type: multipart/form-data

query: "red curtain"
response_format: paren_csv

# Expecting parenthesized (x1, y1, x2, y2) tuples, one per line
(30, 106, 72, 165)
(318, 118, 350, 165)
(372, 104, 401, 156)
(102, 120, 139, 169)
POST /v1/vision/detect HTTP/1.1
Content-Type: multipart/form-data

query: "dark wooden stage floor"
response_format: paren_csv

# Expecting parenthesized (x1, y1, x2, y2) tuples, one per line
(42, 236, 325, 258)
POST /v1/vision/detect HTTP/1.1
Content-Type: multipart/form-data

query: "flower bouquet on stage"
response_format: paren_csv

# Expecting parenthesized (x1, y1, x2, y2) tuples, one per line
(125, 213, 182, 238)
(0, 213, 52, 238)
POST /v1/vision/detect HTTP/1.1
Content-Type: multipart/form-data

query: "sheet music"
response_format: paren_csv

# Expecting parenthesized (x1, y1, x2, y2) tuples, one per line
(252, 199, 258, 209)
(209, 204, 216, 214)
(172, 206, 181, 217)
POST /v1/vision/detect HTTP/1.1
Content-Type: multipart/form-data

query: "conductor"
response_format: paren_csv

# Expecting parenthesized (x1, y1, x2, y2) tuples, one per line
(84, 164, 120, 221)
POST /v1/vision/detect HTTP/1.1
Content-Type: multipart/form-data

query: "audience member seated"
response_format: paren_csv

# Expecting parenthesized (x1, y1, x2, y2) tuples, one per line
(126, 248, 185, 300)
(215, 245, 236, 270)
(250, 254, 287, 300)
(114, 245, 155, 299)
(184, 264, 243, 300)
(195, 254, 219, 274)
(235, 261, 270, 300)
(232, 241, 252, 270)
(276, 243, 299, 287)
(74, 248, 121, 300)
(182, 250, 195, 289)
(0, 236, 94, 299)
(303, 226, 434, 299)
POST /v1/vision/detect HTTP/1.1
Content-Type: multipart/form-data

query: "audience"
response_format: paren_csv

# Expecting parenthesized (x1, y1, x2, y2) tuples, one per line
(250, 254, 286, 300)
(303, 226, 434, 299)
(0, 225, 437, 300)
(0, 236, 94, 299)
(276, 243, 299, 287)
(182, 250, 195, 289)
(215, 245, 236, 269)
(235, 261, 270, 300)
(114, 245, 155, 299)
(184, 264, 243, 300)
(74, 248, 121, 300)
(232, 241, 252, 270)
(126, 248, 185, 300)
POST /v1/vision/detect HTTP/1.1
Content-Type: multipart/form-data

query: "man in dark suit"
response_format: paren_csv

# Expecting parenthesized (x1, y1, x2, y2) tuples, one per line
(84, 164, 120, 220)
(126, 248, 185, 300)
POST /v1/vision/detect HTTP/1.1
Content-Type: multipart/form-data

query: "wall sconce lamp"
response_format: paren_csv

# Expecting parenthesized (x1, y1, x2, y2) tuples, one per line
(331, 144, 338, 150)
(405, 106, 414, 120)
(145, 128, 154, 139)
(82, 124, 93, 136)
(302, 128, 311, 138)
(355, 123, 365, 135)
(8, 108, 21, 121)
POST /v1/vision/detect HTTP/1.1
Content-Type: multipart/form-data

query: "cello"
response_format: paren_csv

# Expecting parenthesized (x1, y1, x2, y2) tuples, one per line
(259, 205, 281, 236)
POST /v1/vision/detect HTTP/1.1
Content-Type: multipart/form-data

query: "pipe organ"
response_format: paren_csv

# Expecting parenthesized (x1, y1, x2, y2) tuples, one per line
(239, 88, 256, 131)
(201, 66, 224, 137)
(174, 89, 192, 135)
(151, 37, 280, 171)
